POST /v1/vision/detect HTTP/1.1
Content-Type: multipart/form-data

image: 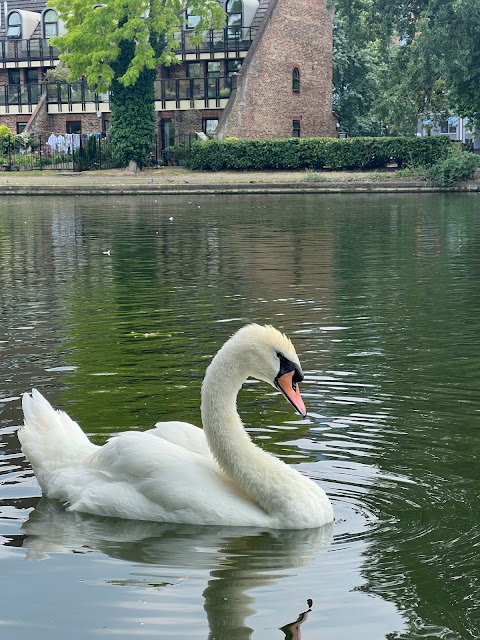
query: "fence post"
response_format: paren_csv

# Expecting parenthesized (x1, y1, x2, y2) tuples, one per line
(39, 134, 43, 171)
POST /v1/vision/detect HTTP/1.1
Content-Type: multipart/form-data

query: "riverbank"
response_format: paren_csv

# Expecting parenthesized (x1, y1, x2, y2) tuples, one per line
(0, 166, 479, 195)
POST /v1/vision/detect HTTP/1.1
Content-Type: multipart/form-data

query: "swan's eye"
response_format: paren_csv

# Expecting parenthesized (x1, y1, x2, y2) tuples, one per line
(276, 352, 282, 359)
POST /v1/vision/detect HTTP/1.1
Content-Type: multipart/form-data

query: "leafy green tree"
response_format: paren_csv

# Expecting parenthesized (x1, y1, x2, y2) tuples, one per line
(333, 18, 384, 135)
(332, 0, 480, 135)
(50, 0, 225, 168)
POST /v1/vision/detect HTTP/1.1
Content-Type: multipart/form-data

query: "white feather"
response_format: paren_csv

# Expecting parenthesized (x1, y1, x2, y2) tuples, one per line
(19, 325, 333, 529)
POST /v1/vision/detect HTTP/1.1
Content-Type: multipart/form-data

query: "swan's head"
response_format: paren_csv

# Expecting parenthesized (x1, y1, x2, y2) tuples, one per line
(228, 324, 307, 418)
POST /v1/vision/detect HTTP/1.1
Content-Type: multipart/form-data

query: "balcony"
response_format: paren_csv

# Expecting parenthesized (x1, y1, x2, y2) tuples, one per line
(174, 27, 253, 59)
(0, 83, 43, 112)
(155, 76, 233, 108)
(0, 27, 253, 66)
(0, 39, 59, 66)
(0, 76, 234, 115)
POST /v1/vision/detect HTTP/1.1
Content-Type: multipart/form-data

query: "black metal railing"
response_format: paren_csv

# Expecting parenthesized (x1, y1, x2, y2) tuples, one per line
(0, 38, 59, 66)
(0, 27, 252, 65)
(45, 81, 109, 111)
(174, 27, 253, 59)
(0, 133, 121, 171)
(155, 76, 232, 108)
(0, 83, 43, 110)
(0, 132, 207, 172)
(0, 75, 233, 112)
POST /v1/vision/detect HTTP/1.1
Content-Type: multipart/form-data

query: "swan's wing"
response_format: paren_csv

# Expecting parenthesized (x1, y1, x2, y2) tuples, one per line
(67, 431, 269, 526)
(147, 421, 210, 456)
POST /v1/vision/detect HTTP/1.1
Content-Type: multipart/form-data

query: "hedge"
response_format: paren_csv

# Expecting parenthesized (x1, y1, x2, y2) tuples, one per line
(187, 136, 452, 171)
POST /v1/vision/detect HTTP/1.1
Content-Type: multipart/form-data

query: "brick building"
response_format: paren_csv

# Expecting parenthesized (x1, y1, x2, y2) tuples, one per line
(0, 0, 337, 150)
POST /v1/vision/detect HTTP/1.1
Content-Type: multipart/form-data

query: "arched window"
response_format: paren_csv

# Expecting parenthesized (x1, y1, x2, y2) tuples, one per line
(226, 0, 242, 39)
(43, 9, 58, 39)
(292, 67, 300, 93)
(7, 11, 22, 38)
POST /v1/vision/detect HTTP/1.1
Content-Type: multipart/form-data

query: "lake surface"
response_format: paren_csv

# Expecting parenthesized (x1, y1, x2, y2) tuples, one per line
(0, 193, 479, 639)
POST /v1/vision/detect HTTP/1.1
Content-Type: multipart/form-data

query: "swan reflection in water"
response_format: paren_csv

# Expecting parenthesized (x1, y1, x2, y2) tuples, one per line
(20, 499, 333, 639)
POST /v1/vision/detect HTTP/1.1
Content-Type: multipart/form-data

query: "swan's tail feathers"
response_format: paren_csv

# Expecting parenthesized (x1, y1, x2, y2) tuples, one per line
(19, 389, 97, 493)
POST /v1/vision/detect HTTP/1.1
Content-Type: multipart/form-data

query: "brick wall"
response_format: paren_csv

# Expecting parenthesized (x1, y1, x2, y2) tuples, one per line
(0, 108, 103, 136)
(46, 112, 103, 135)
(217, 0, 337, 139)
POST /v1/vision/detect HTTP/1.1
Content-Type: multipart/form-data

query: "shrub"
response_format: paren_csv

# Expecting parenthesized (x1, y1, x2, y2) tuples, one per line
(427, 148, 479, 186)
(0, 125, 14, 154)
(188, 136, 451, 171)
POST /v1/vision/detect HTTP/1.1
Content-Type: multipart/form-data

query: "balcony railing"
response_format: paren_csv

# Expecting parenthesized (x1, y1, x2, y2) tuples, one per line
(0, 39, 59, 66)
(0, 76, 233, 112)
(0, 83, 43, 111)
(155, 76, 232, 107)
(0, 27, 252, 66)
(174, 27, 253, 59)
(46, 82, 109, 110)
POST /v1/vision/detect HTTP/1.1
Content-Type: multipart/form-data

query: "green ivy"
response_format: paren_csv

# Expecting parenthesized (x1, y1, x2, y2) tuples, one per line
(109, 30, 163, 168)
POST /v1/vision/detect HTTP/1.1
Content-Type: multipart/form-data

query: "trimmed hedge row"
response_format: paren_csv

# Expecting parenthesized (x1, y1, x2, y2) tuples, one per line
(187, 136, 452, 171)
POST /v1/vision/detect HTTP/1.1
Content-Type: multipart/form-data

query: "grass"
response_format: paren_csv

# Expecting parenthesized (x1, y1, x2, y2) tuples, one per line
(303, 171, 329, 182)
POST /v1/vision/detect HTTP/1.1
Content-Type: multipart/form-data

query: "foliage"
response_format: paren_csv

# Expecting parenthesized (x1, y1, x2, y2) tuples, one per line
(0, 125, 14, 154)
(165, 142, 188, 161)
(331, 0, 480, 134)
(73, 137, 122, 171)
(37, 153, 72, 167)
(188, 137, 451, 171)
(427, 147, 479, 187)
(49, 0, 225, 167)
(14, 132, 39, 151)
(44, 62, 70, 83)
(50, 0, 225, 91)
(109, 29, 159, 168)
(332, 17, 384, 136)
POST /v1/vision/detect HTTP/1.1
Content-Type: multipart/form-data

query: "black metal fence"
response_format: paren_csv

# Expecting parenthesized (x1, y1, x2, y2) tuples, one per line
(0, 134, 120, 172)
(0, 132, 197, 172)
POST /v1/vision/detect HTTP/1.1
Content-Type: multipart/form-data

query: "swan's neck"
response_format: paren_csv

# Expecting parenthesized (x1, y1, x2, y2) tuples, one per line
(200, 346, 306, 516)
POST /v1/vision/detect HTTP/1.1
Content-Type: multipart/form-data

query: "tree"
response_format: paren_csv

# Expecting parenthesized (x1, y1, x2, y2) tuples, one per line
(332, 0, 480, 135)
(50, 0, 225, 168)
(333, 17, 384, 135)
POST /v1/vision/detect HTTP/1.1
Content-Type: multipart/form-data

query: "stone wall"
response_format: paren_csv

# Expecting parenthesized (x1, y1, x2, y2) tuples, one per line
(217, 0, 337, 139)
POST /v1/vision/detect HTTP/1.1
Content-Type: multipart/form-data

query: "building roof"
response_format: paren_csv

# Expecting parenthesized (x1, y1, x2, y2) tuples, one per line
(7, 0, 47, 12)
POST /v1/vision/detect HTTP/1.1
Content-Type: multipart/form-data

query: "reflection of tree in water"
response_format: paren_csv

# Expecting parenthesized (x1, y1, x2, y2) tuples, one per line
(325, 197, 480, 639)
(20, 499, 332, 639)
(359, 506, 480, 640)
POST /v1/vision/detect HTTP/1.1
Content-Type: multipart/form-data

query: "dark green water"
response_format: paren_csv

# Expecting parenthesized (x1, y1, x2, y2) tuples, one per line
(0, 193, 479, 639)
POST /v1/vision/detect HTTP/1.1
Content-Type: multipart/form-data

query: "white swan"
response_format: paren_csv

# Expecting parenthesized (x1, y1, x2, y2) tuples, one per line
(19, 324, 333, 529)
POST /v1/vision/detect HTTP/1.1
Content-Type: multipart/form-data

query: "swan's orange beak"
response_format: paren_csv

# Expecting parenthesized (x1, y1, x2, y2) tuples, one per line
(275, 371, 307, 418)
